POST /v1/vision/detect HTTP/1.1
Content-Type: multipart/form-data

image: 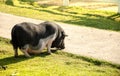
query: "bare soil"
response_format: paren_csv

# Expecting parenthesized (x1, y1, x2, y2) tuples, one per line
(0, 12, 120, 64)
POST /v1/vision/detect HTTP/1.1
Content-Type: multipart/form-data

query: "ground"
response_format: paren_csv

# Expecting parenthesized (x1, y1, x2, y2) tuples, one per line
(0, 12, 120, 64)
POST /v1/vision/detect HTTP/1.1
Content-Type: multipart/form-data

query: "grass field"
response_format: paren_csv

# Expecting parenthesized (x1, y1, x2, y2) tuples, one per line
(0, 37, 120, 76)
(0, 2, 120, 31)
(0, 2, 120, 75)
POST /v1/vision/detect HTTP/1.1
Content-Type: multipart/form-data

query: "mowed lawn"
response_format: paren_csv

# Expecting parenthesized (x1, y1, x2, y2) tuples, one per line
(0, 37, 120, 76)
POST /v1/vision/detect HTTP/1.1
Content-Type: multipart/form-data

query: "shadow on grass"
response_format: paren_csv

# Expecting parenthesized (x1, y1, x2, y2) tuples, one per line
(0, 55, 30, 66)
(107, 13, 120, 21)
(39, 8, 120, 31)
(58, 13, 120, 31)
(0, 36, 120, 69)
(39, 49, 57, 57)
(56, 51, 120, 69)
(13, 5, 120, 31)
(0, 37, 58, 68)
(0, 50, 58, 67)
(33, 6, 120, 31)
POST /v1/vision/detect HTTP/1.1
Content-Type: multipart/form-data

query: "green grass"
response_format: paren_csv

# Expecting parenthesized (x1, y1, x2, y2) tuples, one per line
(0, 1, 120, 76)
(0, 3, 120, 31)
(0, 37, 120, 76)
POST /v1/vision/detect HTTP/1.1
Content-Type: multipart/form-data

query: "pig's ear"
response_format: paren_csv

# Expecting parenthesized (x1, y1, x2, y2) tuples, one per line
(65, 34, 68, 37)
(61, 31, 68, 37)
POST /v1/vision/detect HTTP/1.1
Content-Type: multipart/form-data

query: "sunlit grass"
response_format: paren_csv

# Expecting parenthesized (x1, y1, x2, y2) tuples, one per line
(0, 3, 120, 31)
(0, 37, 120, 76)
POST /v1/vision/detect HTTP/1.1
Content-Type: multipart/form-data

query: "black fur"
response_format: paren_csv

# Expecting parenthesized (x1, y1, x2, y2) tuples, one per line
(11, 21, 66, 51)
